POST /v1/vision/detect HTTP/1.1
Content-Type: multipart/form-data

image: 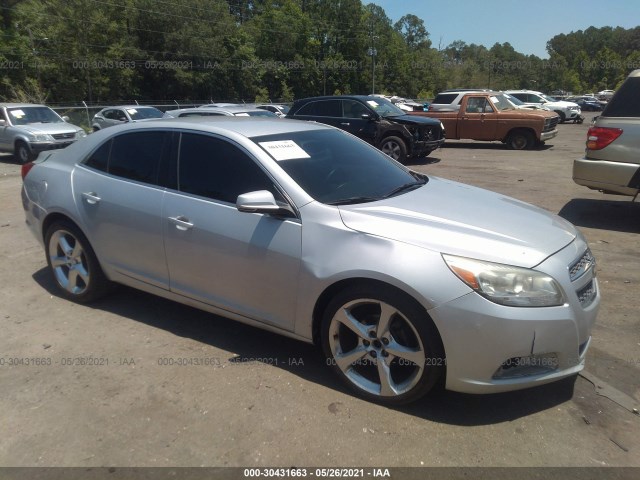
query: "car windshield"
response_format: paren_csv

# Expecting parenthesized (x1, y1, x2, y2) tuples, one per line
(541, 94, 557, 103)
(278, 105, 290, 114)
(125, 107, 164, 120)
(490, 94, 516, 111)
(7, 106, 63, 125)
(365, 97, 406, 117)
(252, 129, 425, 205)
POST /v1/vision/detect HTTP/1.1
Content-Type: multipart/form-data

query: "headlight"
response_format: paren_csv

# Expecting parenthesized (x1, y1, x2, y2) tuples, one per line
(33, 134, 53, 142)
(76, 129, 87, 138)
(442, 254, 565, 307)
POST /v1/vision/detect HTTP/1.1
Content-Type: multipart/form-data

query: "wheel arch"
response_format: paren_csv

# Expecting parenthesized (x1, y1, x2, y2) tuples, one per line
(504, 126, 537, 142)
(311, 277, 445, 357)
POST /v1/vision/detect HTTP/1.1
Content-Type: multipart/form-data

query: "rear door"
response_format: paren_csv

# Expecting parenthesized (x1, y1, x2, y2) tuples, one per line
(73, 130, 173, 289)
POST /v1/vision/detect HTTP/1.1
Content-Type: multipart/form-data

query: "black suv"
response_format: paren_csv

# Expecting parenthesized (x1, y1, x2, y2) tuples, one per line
(286, 95, 445, 163)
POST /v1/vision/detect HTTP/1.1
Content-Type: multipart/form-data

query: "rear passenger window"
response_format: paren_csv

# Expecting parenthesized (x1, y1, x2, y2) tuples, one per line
(297, 100, 341, 117)
(108, 131, 168, 184)
(178, 133, 277, 204)
(432, 93, 457, 104)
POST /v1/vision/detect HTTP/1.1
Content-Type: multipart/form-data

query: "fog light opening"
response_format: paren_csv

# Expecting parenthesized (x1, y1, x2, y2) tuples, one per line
(492, 353, 559, 379)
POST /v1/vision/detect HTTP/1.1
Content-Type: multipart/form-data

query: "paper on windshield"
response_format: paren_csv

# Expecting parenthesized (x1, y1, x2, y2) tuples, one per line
(490, 96, 499, 103)
(259, 140, 310, 161)
(366, 100, 379, 107)
(10, 109, 25, 117)
(126, 109, 137, 114)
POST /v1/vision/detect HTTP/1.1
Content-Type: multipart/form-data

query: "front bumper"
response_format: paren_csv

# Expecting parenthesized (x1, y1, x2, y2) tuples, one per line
(540, 129, 559, 142)
(429, 239, 599, 394)
(410, 138, 445, 157)
(565, 109, 581, 120)
(29, 140, 76, 154)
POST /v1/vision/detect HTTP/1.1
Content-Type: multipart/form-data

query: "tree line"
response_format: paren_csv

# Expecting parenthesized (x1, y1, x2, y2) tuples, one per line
(0, 0, 638, 105)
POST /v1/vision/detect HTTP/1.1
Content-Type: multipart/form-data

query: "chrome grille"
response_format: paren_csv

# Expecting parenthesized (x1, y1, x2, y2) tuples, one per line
(569, 249, 595, 281)
(576, 280, 597, 308)
(544, 117, 559, 132)
(52, 132, 75, 140)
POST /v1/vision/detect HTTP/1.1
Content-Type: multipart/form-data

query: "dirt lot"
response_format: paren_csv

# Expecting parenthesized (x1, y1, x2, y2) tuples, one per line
(0, 113, 638, 470)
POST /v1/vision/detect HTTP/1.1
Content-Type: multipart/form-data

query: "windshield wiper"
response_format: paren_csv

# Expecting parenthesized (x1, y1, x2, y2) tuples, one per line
(326, 196, 381, 206)
(382, 181, 425, 199)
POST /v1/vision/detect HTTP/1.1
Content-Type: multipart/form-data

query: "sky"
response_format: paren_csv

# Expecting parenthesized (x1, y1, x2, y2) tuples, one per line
(369, 0, 639, 58)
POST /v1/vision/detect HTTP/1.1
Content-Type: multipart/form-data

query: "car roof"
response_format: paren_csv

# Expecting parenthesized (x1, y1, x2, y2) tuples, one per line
(167, 106, 270, 116)
(104, 116, 331, 137)
(293, 95, 386, 103)
(0, 103, 48, 108)
(101, 105, 160, 110)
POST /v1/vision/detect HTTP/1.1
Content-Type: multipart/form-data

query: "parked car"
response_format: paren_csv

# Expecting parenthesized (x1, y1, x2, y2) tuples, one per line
(505, 90, 583, 123)
(22, 117, 598, 405)
(412, 92, 560, 149)
(597, 89, 615, 101)
(573, 70, 640, 197)
(255, 104, 290, 117)
(427, 89, 490, 112)
(91, 106, 164, 131)
(503, 93, 552, 111)
(163, 106, 278, 118)
(0, 103, 87, 163)
(286, 95, 445, 162)
(565, 96, 605, 112)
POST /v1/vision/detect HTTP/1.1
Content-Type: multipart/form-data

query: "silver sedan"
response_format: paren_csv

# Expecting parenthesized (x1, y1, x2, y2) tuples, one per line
(21, 117, 599, 405)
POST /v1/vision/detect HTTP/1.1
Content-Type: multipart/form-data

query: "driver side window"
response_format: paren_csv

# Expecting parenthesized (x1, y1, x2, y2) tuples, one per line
(177, 133, 282, 204)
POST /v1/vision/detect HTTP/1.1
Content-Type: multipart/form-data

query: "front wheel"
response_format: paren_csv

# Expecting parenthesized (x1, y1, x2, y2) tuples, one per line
(507, 130, 535, 150)
(44, 221, 111, 303)
(15, 141, 34, 164)
(379, 136, 408, 163)
(321, 285, 444, 405)
(554, 110, 566, 123)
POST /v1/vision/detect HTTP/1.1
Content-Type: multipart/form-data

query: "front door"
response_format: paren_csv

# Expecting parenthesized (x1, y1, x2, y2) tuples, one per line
(162, 132, 302, 330)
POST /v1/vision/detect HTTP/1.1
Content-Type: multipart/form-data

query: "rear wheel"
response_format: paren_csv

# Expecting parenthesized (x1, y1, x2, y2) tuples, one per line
(379, 136, 408, 163)
(321, 285, 444, 405)
(45, 221, 111, 303)
(507, 130, 535, 150)
(15, 141, 34, 164)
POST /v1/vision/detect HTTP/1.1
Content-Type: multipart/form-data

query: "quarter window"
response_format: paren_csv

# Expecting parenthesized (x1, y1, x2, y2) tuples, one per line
(178, 133, 277, 203)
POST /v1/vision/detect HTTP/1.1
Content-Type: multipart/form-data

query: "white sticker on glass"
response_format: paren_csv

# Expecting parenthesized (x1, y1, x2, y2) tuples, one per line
(259, 140, 311, 161)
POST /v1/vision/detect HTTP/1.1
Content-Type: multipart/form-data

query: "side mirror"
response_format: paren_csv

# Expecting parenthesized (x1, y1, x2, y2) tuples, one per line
(62, 115, 70, 122)
(118, 117, 128, 122)
(0, 119, 5, 127)
(236, 190, 295, 217)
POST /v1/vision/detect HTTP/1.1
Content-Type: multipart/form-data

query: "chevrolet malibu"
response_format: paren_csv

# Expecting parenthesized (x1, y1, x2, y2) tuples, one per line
(21, 118, 599, 405)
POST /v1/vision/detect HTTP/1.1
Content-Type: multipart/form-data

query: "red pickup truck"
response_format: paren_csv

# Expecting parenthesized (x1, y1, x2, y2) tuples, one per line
(411, 92, 560, 150)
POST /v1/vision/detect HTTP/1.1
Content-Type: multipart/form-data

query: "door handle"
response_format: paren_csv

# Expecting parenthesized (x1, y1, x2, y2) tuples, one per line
(340, 122, 350, 126)
(168, 216, 194, 231)
(81, 192, 101, 204)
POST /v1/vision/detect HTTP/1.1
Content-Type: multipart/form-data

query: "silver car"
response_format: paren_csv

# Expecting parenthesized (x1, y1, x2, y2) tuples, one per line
(573, 69, 640, 197)
(21, 117, 599, 405)
(163, 106, 278, 118)
(91, 105, 164, 131)
(0, 103, 87, 163)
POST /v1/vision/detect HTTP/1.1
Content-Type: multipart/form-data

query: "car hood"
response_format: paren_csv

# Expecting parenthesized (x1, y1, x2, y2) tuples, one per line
(17, 123, 80, 134)
(338, 176, 577, 268)
(385, 114, 442, 127)
(548, 100, 579, 108)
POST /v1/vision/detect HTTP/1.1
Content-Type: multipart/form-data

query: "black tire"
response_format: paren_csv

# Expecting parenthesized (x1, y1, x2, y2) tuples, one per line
(554, 110, 566, 123)
(92, 126, 100, 132)
(507, 130, 535, 150)
(15, 141, 34, 164)
(379, 136, 408, 163)
(44, 220, 111, 303)
(321, 284, 444, 405)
